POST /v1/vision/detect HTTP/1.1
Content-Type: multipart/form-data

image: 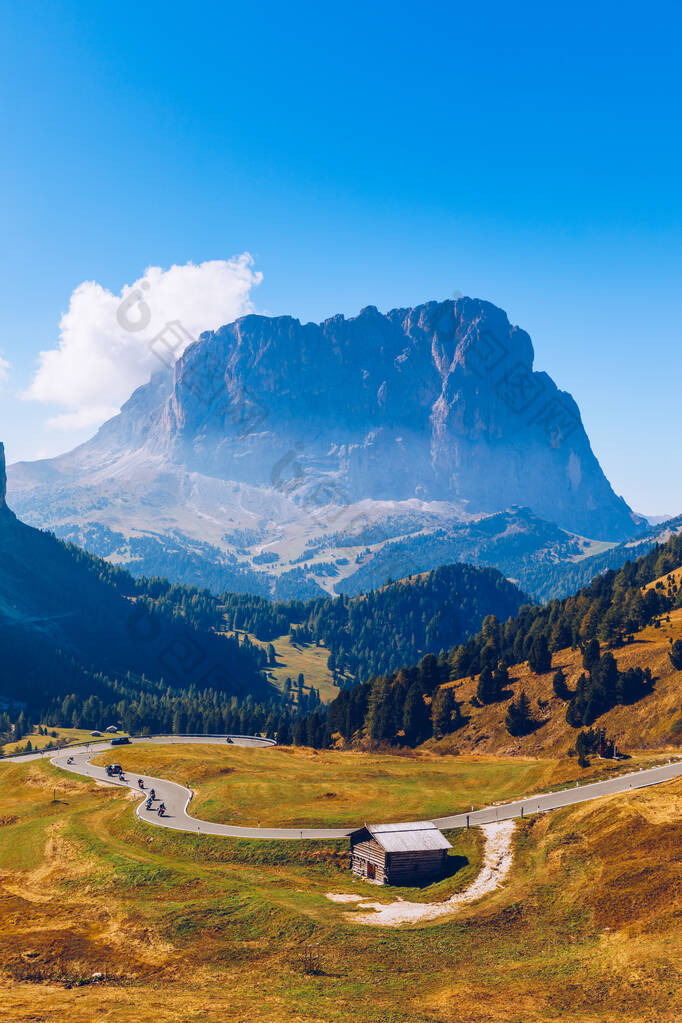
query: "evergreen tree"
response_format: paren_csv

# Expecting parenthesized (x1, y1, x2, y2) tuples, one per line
(582, 638, 601, 674)
(505, 691, 533, 737)
(528, 635, 551, 674)
(552, 668, 569, 700)
(476, 666, 499, 704)
(402, 683, 431, 746)
(293, 718, 307, 746)
(492, 664, 510, 694)
(431, 687, 461, 739)
(275, 717, 291, 745)
(669, 639, 682, 670)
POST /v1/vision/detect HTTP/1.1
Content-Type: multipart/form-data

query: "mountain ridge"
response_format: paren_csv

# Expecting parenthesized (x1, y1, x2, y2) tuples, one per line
(8, 298, 645, 597)
(0, 446, 271, 712)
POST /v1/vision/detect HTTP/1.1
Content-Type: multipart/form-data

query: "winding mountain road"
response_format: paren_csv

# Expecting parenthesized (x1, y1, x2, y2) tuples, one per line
(7, 735, 682, 840)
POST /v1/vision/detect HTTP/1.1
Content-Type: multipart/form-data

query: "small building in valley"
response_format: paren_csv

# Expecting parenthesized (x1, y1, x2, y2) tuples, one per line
(349, 821, 452, 886)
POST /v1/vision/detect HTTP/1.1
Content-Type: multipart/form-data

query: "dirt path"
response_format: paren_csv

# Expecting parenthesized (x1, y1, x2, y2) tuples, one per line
(329, 819, 516, 926)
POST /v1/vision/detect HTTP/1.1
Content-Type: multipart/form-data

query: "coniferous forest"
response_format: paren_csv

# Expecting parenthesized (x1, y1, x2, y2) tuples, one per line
(223, 562, 526, 681)
(293, 532, 682, 749)
(2, 493, 682, 753)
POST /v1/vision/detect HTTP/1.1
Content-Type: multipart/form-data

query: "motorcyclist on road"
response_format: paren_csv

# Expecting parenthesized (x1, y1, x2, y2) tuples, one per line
(145, 798, 153, 811)
(149, 788, 156, 800)
(138, 778, 144, 788)
(158, 803, 166, 816)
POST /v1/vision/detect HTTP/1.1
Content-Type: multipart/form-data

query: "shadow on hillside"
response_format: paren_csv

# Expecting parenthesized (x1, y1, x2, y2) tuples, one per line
(391, 854, 470, 891)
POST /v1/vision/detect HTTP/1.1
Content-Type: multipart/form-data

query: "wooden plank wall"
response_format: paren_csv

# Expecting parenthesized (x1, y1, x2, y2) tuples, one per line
(350, 841, 448, 885)
(351, 839, 388, 882)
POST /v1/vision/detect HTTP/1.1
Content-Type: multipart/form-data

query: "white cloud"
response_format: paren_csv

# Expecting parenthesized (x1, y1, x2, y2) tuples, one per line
(0, 356, 10, 383)
(24, 255, 262, 432)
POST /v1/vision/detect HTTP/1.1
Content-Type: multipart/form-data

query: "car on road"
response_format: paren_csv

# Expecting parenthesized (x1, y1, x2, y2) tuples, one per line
(110, 736, 130, 746)
(105, 764, 123, 776)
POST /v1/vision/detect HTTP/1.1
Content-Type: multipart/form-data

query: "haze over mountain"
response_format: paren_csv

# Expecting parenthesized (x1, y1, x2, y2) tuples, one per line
(9, 298, 645, 598)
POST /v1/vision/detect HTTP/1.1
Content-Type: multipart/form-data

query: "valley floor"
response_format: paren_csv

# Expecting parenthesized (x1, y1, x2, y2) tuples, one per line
(0, 749, 680, 1022)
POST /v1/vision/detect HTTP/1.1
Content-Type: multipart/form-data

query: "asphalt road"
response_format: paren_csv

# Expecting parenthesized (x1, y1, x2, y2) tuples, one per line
(7, 734, 682, 841)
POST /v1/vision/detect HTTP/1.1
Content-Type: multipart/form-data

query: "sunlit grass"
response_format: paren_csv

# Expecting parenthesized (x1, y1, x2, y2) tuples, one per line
(89, 742, 622, 828)
(0, 752, 680, 1023)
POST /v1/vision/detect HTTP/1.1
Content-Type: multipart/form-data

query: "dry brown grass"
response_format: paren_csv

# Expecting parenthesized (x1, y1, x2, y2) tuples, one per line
(91, 741, 645, 829)
(437, 607, 682, 756)
(0, 755, 680, 1023)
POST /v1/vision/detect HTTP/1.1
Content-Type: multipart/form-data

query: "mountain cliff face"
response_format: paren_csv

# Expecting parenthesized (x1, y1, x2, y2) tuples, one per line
(8, 298, 644, 596)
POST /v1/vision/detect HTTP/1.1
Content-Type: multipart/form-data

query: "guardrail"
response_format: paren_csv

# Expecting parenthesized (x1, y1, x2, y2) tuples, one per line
(1, 732, 276, 760)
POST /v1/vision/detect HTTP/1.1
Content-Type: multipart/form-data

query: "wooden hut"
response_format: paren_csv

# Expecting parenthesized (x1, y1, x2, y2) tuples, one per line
(349, 821, 452, 885)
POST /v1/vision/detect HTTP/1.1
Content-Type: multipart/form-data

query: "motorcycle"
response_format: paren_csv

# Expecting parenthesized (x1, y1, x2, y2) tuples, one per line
(145, 798, 153, 811)
(149, 788, 156, 800)
(137, 778, 144, 789)
(158, 803, 166, 817)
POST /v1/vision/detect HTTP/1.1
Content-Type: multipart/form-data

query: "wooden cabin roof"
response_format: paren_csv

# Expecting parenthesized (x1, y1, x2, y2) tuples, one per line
(351, 821, 452, 853)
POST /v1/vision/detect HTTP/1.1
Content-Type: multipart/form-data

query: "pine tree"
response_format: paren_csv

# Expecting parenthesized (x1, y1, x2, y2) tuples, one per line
(477, 666, 499, 704)
(582, 638, 601, 674)
(528, 635, 551, 675)
(431, 687, 461, 739)
(552, 668, 569, 700)
(505, 691, 533, 737)
(669, 639, 682, 670)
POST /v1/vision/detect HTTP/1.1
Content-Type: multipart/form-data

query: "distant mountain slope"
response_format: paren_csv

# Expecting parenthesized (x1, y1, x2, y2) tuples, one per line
(333, 507, 591, 598)
(529, 513, 682, 601)
(224, 562, 528, 684)
(0, 443, 270, 713)
(8, 297, 644, 599)
(305, 527, 682, 752)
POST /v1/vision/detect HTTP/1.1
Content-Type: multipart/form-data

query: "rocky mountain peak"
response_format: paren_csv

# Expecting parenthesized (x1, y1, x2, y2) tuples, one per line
(102, 296, 636, 541)
(5, 298, 645, 600)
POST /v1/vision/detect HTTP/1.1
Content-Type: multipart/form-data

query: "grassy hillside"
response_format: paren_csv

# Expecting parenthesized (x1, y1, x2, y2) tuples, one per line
(437, 606, 682, 756)
(229, 627, 343, 703)
(0, 725, 115, 756)
(89, 742, 648, 829)
(224, 562, 527, 690)
(0, 752, 680, 1022)
(309, 533, 682, 754)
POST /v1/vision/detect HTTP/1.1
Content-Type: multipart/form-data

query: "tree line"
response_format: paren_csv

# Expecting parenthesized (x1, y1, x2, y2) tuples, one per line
(289, 533, 682, 749)
(223, 563, 526, 683)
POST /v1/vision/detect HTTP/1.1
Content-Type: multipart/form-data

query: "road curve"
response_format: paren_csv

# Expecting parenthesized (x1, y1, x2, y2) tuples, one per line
(6, 735, 682, 841)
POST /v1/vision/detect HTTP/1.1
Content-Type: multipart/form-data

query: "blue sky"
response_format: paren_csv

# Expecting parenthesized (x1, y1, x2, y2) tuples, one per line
(1, 0, 681, 515)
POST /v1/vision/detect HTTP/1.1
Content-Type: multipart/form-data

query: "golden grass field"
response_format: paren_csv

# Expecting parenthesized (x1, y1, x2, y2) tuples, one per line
(0, 749, 680, 1023)
(91, 742, 663, 829)
(0, 575, 680, 1020)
